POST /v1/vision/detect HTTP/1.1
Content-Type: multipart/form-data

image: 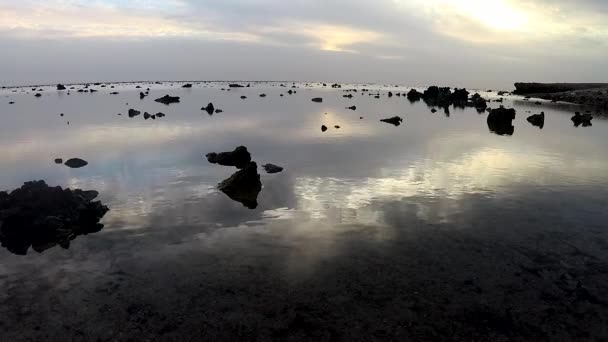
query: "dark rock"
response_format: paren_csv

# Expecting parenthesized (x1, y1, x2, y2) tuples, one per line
(218, 162, 262, 209)
(215, 109, 223, 114)
(431, 108, 437, 113)
(229, 84, 244, 88)
(380, 116, 403, 126)
(60, 113, 64, 117)
(259, 94, 267, 97)
(110, 92, 119, 95)
(451, 88, 469, 104)
(422, 86, 452, 107)
(154, 95, 180, 105)
(64, 158, 88, 168)
(9, 101, 14, 104)
(155, 112, 165, 118)
(90, 89, 98, 93)
(263, 164, 284, 174)
(343, 94, 353, 98)
(128, 109, 141, 118)
(388, 91, 393, 97)
(487, 106, 516, 136)
(144, 112, 151, 120)
(407, 89, 422, 101)
(241, 96, 247, 99)
(312, 98, 323, 103)
(471, 93, 488, 112)
(54, 158, 63, 164)
(347, 106, 357, 110)
(182, 84, 193, 88)
(136, 86, 141, 89)
(0, 180, 109, 255)
(206, 146, 252, 169)
(202, 103, 215, 115)
(288, 90, 293, 95)
(572, 112, 593, 127)
(139, 92, 147, 99)
(334, 125, 340, 129)
(321, 125, 328, 132)
(57, 84, 66, 90)
(34, 93, 42, 97)
(527, 112, 545, 128)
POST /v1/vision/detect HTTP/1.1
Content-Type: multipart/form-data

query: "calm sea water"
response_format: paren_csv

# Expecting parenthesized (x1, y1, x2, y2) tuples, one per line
(2, 82, 608, 341)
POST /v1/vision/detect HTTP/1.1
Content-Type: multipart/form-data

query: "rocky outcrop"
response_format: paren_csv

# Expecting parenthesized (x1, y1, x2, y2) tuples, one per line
(572, 112, 593, 127)
(57, 84, 66, 90)
(64, 158, 88, 168)
(312, 98, 323, 103)
(154, 95, 180, 105)
(321, 125, 328, 132)
(487, 106, 516, 136)
(527, 112, 545, 128)
(128, 109, 141, 118)
(206, 146, 252, 169)
(0, 181, 109, 255)
(380, 116, 403, 126)
(514, 83, 608, 95)
(229, 84, 244, 88)
(262, 163, 284, 174)
(407, 89, 423, 101)
(182, 84, 193, 88)
(202, 103, 215, 115)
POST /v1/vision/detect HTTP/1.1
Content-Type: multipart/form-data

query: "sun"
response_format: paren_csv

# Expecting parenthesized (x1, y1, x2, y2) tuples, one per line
(452, 0, 529, 31)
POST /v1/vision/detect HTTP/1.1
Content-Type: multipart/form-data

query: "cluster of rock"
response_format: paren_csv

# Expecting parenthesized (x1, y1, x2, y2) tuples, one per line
(487, 106, 516, 136)
(407, 86, 488, 112)
(572, 112, 593, 127)
(0, 181, 109, 255)
(202, 102, 222, 115)
(206, 146, 283, 209)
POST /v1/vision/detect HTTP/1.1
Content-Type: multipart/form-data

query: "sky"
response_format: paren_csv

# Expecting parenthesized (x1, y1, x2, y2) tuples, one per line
(1, 0, 607, 89)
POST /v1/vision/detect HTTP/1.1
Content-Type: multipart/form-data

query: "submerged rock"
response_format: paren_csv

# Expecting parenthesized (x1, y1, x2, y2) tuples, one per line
(64, 158, 88, 168)
(154, 95, 180, 105)
(487, 106, 516, 136)
(206, 146, 252, 169)
(0, 180, 109, 255)
(57, 84, 66, 90)
(218, 162, 262, 209)
(527, 112, 545, 128)
(312, 98, 323, 103)
(380, 116, 403, 126)
(202, 103, 215, 115)
(128, 109, 141, 117)
(263, 163, 284, 174)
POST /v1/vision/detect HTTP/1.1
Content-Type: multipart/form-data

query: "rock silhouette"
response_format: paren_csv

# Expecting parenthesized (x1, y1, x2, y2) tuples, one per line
(202, 103, 215, 115)
(182, 84, 193, 88)
(64, 158, 88, 168)
(380, 116, 403, 126)
(262, 163, 284, 174)
(128, 109, 141, 117)
(312, 98, 323, 103)
(0, 181, 109, 255)
(206, 146, 252, 169)
(321, 125, 328, 132)
(218, 162, 262, 209)
(487, 106, 516, 136)
(154, 95, 180, 105)
(57, 84, 66, 90)
(572, 112, 593, 127)
(527, 112, 545, 128)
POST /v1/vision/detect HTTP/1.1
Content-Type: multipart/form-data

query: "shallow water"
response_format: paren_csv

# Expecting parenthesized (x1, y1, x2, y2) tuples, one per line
(2, 82, 608, 341)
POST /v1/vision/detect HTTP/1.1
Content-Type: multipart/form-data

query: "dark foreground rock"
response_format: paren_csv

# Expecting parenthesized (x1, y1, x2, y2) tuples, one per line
(57, 84, 66, 90)
(407, 89, 423, 101)
(527, 112, 545, 128)
(311, 98, 323, 103)
(487, 106, 516, 136)
(321, 125, 328, 132)
(206, 146, 252, 169)
(64, 158, 88, 168)
(0, 180, 109, 255)
(202, 103, 215, 115)
(218, 162, 262, 209)
(128, 109, 141, 118)
(572, 112, 593, 127)
(380, 116, 403, 126)
(182, 84, 193, 88)
(229, 84, 244, 88)
(262, 164, 284, 174)
(154, 95, 180, 105)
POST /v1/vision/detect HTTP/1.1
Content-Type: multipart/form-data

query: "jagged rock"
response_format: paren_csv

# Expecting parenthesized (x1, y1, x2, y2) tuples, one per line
(487, 106, 516, 136)
(144, 112, 151, 120)
(0, 180, 109, 255)
(347, 106, 357, 110)
(321, 125, 328, 132)
(470, 93, 488, 112)
(229, 84, 244, 88)
(57, 84, 66, 90)
(312, 98, 323, 103)
(218, 162, 262, 209)
(407, 89, 422, 101)
(182, 84, 193, 88)
(527, 112, 545, 128)
(451, 88, 469, 105)
(128, 109, 141, 117)
(334, 125, 340, 129)
(64, 158, 88, 168)
(206, 146, 252, 169)
(422, 86, 452, 107)
(572, 112, 593, 127)
(202, 103, 215, 115)
(331, 83, 342, 88)
(263, 163, 284, 174)
(380, 116, 403, 126)
(154, 95, 180, 105)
